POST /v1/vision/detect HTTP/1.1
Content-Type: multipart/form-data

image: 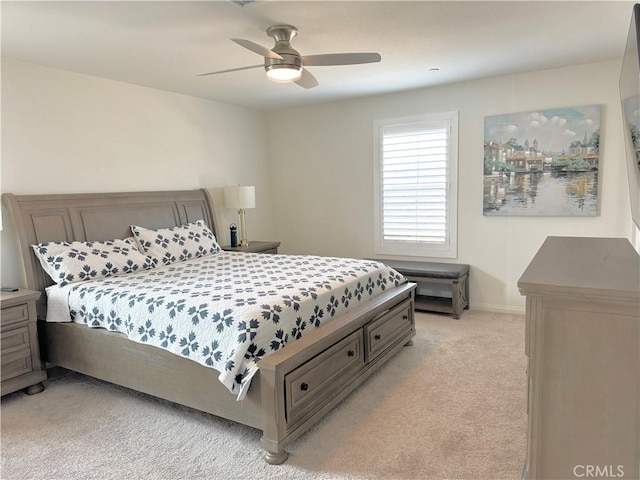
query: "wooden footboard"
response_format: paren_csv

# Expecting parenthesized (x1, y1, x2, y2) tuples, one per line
(259, 283, 415, 463)
(41, 319, 264, 429)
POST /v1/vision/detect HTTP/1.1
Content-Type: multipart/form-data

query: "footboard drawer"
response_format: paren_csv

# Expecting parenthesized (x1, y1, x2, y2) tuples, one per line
(365, 299, 412, 361)
(285, 330, 365, 427)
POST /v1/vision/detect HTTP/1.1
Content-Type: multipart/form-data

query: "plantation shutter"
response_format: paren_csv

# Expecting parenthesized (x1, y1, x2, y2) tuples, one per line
(381, 120, 449, 245)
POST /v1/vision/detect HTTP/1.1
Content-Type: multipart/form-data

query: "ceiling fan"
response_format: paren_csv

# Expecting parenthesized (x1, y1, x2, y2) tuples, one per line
(198, 24, 381, 89)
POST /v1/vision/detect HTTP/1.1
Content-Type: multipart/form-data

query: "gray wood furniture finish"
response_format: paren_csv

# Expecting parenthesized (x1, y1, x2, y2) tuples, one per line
(518, 236, 639, 480)
(1, 289, 46, 396)
(378, 259, 469, 318)
(221, 240, 280, 254)
(2, 189, 416, 464)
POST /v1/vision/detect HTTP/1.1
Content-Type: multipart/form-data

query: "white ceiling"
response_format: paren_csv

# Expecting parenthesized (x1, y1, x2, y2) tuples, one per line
(1, 1, 635, 111)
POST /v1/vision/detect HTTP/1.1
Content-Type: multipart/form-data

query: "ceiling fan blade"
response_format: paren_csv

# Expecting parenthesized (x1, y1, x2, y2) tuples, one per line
(231, 38, 283, 60)
(302, 52, 381, 67)
(197, 64, 263, 77)
(294, 69, 319, 89)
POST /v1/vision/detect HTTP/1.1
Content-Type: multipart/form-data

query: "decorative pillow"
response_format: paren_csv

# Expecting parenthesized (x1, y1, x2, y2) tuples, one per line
(130, 220, 221, 266)
(32, 238, 155, 286)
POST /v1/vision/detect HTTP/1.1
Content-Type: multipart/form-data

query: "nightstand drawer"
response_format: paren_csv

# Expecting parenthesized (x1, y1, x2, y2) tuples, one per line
(2, 346, 33, 381)
(1, 325, 30, 351)
(1, 326, 33, 380)
(1, 304, 30, 328)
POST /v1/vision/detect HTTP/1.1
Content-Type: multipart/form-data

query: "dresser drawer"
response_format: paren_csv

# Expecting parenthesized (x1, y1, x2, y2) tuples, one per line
(365, 299, 412, 361)
(1, 303, 30, 329)
(285, 330, 365, 427)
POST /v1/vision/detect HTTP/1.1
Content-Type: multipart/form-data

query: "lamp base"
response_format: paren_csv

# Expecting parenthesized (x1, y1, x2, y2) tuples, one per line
(238, 209, 250, 248)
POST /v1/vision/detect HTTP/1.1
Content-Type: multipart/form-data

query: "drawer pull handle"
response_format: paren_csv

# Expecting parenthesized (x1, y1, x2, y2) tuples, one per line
(403, 315, 408, 320)
(347, 350, 355, 357)
(300, 383, 309, 392)
(374, 334, 381, 341)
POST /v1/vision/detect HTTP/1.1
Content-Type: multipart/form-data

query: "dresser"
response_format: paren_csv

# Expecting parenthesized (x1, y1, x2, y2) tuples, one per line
(1, 289, 47, 395)
(518, 237, 639, 480)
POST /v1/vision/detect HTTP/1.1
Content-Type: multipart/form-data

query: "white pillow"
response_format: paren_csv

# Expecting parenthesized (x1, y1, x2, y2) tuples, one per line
(130, 220, 221, 266)
(32, 238, 154, 286)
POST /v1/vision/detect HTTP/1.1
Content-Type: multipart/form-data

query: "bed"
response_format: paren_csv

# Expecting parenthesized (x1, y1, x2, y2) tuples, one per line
(3, 189, 416, 464)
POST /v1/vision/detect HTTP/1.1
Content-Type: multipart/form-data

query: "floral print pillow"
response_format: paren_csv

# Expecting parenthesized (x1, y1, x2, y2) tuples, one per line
(32, 238, 154, 286)
(130, 220, 221, 267)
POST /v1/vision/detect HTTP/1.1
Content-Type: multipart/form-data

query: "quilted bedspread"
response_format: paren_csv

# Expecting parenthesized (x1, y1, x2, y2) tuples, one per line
(56, 252, 406, 399)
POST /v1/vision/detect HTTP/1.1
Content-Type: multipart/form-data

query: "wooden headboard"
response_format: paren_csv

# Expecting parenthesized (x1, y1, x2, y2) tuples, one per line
(2, 189, 218, 319)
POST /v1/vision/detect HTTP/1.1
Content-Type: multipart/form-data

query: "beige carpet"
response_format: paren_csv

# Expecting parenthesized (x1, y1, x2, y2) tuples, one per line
(1, 310, 527, 480)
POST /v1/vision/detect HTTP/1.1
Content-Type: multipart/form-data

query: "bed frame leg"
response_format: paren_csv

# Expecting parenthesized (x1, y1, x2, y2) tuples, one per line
(405, 339, 414, 346)
(264, 449, 288, 465)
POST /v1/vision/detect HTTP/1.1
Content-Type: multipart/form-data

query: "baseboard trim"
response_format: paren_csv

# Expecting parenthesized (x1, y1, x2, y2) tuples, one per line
(469, 303, 526, 315)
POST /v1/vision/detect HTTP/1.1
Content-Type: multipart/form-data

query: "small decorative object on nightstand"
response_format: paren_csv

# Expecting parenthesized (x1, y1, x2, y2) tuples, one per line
(221, 241, 281, 254)
(1, 289, 46, 396)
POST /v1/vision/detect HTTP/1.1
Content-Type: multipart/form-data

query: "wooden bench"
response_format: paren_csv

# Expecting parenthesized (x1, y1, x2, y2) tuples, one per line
(379, 260, 469, 318)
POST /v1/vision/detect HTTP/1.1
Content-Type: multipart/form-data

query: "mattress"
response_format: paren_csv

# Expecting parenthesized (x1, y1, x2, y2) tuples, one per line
(46, 252, 406, 399)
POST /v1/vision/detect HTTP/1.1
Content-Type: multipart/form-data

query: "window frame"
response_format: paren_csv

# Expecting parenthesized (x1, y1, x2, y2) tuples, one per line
(373, 111, 459, 259)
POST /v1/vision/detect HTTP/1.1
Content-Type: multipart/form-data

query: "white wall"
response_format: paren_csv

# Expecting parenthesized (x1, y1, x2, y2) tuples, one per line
(1, 59, 275, 286)
(2, 59, 632, 312)
(267, 60, 633, 313)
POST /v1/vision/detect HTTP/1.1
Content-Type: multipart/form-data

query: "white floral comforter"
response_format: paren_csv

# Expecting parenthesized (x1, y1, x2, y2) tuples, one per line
(47, 252, 405, 399)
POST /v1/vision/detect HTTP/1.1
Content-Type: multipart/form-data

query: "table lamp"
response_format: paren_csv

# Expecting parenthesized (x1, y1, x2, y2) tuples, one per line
(224, 185, 255, 247)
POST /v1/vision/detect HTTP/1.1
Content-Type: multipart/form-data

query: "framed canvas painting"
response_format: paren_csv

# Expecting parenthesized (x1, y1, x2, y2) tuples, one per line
(483, 105, 601, 216)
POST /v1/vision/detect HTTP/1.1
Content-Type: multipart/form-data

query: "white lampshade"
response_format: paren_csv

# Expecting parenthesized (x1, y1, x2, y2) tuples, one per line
(224, 186, 256, 210)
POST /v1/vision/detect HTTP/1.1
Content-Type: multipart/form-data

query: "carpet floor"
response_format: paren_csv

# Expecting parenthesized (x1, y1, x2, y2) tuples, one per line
(1, 310, 527, 480)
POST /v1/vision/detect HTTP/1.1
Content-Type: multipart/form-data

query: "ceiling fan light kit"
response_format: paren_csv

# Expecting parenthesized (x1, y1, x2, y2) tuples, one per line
(266, 64, 302, 82)
(199, 24, 381, 88)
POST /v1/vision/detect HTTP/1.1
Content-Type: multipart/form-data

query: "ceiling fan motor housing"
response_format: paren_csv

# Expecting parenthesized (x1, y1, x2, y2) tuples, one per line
(264, 25, 303, 77)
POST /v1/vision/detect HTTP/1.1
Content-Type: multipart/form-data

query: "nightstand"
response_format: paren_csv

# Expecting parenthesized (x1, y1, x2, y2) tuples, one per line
(221, 241, 281, 254)
(1, 289, 46, 396)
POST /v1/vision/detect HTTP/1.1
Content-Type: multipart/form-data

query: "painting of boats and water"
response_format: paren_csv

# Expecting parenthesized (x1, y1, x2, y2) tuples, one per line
(483, 105, 601, 216)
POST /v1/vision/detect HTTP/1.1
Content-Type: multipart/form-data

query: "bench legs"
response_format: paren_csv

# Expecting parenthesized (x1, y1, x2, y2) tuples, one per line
(450, 274, 469, 319)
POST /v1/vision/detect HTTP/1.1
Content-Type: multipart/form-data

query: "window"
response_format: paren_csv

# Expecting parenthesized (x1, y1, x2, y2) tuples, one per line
(373, 112, 458, 258)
